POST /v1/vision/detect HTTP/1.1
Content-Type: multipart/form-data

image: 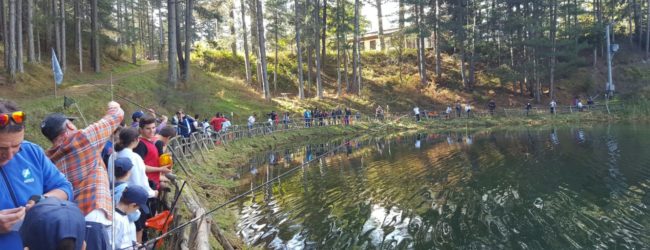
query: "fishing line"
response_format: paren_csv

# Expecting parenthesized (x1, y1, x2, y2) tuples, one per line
(134, 121, 394, 249)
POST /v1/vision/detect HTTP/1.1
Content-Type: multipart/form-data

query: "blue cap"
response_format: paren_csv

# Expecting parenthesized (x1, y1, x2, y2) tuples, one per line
(132, 111, 145, 120)
(20, 197, 86, 250)
(40, 113, 76, 141)
(121, 185, 150, 214)
(114, 157, 133, 176)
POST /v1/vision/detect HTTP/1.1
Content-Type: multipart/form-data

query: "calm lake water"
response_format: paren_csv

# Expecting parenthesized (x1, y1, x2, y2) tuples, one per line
(230, 125, 650, 249)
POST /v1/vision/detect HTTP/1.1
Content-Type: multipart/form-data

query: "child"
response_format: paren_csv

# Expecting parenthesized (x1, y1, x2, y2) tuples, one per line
(113, 157, 134, 203)
(114, 185, 151, 249)
(20, 198, 86, 250)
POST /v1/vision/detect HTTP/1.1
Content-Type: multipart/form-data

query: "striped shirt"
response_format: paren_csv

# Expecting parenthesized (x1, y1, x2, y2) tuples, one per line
(46, 106, 124, 220)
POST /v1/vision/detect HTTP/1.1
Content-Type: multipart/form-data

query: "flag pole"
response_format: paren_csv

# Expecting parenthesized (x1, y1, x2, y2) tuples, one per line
(54, 80, 57, 98)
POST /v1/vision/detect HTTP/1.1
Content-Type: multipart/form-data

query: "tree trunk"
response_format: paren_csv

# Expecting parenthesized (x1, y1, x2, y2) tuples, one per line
(314, 0, 323, 98)
(230, 5, 236, 56)
(37, 30, 41, 62)
(376, 0, 385, 51)
(434, 0, 440, 78)
(183, 0, 193, 82)
(158, 0, 164, 62)
(175, 0, 184, 78)
(248, 0, 260, 87)
(26, 0, 34, 63)
(307, 46, 312, 92)
(131, 0, 136, 64)
(352, 0, 360, 94)
(240, 0, 252, 84)
(295, 0, 304, 99)
(336, 0, 342, 96)
(16, 0, 23, 72)
(354, 0, 361, 95)
(74, 0, 81, 71)
(8, 0, 16, 77)
(53, 0, 60, 65)
(60, 0, 65, 71)
(1, 0, 7, 68)
(255, 0, 270, 100)
(398, 0, 404, 83)
(646, 0, 650, 58)
(417, 2, 426, 87)
(550, 0, 557, 99)
(91, 0, 99, 72)
(168, 0, 178, 86)
(468, 7, 478, 88)
(321, 0, 326, 61)
(273, 11, 278, 93)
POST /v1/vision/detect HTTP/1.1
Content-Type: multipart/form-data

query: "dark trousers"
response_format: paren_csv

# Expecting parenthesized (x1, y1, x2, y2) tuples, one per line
(85, 221, 110, 250)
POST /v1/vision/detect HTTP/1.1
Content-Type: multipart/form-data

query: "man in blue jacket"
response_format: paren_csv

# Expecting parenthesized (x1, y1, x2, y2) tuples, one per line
(0, 100, 73, 250)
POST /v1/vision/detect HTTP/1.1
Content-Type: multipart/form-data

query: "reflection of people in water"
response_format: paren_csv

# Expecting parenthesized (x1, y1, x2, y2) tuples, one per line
(415, 134, 421, 149)
(304, 145, 313, 163)
(575, 129, 586, 143)
(465, 135, 473, 145)
(269, 151, 276, 165)
(345, 140, 353, 155)
(284, 149, 292, 164)
(550, 128, 560, 145)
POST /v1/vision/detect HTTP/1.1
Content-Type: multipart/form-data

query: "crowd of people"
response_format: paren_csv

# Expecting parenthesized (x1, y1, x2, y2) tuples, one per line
(406, 96, 598, 121)
(0, 98, 369, 250)
(0, 99, 189, 250)
(0, 94, 601, 249)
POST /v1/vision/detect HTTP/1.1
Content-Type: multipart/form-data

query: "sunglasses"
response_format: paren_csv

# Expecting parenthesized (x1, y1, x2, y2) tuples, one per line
(0, 111, 26, 127)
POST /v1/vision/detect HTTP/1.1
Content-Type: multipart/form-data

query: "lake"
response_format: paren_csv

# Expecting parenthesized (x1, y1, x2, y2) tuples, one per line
(230, 124, 650, 249)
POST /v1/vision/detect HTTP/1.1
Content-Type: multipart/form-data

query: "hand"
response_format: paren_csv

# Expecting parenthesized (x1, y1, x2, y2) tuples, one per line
(160, 115, 168, 123)
(25, 200, 36, 211)
(108, 101, 120, 110)
(0, 207, 26, 233)
(159, 167, 172, 174)
(153, 190, 159, 197)
(147, 109, 157, 118)
(160, 163, 173, 169)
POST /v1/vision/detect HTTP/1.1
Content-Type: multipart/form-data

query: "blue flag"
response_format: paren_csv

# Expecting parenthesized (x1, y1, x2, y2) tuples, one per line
(51, 48, 63, 85)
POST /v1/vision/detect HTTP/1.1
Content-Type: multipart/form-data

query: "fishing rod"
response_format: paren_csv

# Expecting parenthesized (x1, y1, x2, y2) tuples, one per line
(134, 120, 396, 249)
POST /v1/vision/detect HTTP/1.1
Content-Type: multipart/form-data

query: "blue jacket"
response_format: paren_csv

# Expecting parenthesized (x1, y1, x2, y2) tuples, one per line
(0, 141, 74, 250)
(177, 116, 195, 138)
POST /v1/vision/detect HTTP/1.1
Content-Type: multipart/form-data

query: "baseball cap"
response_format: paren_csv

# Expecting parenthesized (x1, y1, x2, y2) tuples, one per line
(40, 113, 76, 141)
(132, 110, 145, 120)
(20, 197, 86, 250)
(114, 157, 134, 176)
(121, 185, 150, 214)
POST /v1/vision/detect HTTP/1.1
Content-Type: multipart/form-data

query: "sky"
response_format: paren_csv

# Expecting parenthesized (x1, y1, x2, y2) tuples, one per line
(361, 1, 400, 33)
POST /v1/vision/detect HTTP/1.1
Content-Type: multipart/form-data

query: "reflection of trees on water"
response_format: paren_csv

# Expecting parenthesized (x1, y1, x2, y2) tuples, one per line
(235, 127, 650, 249)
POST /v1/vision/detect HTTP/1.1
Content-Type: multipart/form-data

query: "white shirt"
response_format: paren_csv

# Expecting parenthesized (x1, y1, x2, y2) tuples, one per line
(117, 148, 157, 198)
(413, 107, 420, 115)
(446, 107, 452, 113)
(114, 209, 137, 249)
(465, 105, 472, 111)
(248, 116, 255, 125)
(550, 101, 557, 108)
(222, 120, 231, 131)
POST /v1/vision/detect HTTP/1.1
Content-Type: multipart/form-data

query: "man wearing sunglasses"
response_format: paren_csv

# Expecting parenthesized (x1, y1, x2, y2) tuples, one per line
(41, 101, 124, 250)
(0, 100, 73, 250)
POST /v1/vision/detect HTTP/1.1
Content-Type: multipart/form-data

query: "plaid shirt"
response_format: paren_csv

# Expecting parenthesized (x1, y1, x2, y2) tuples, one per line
(47, 106, 124, 220)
